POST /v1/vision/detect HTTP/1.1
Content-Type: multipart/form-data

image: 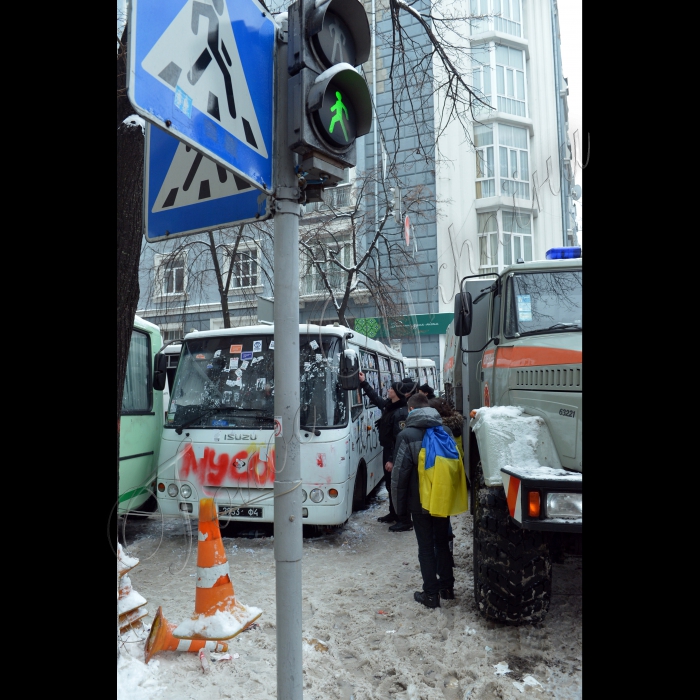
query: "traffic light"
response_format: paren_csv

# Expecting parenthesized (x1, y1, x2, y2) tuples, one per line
(287, 0, 373, 196)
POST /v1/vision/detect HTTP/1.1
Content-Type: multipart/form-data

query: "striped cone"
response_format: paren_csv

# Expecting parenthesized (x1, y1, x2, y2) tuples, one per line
(145, 606, 228, 664)
(173, 498, 262, 641)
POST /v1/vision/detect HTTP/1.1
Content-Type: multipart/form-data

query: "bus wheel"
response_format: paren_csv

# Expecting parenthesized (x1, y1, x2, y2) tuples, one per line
(352, 463, 368, 511)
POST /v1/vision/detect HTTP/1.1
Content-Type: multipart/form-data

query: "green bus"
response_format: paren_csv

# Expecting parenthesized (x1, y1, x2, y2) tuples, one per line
(119, 314, 168, 515)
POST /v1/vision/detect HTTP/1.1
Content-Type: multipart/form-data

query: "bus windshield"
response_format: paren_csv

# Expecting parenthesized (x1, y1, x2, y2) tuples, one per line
(167, 333, 347, 430)
(504, 270, 583, 338)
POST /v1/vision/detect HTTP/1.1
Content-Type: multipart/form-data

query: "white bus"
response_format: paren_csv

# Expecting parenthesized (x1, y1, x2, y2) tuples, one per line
(155, 323, 407, 527)
(404, 357, 439, 393)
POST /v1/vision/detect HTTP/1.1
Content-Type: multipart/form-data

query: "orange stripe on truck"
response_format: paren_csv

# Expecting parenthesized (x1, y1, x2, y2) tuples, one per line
(495, 346, 582, 368)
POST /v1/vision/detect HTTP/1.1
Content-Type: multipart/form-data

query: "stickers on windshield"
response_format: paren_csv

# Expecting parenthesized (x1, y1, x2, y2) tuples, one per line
(253, 340, 263, 352)
(309, 340, 319, 350)
(304, 362, 311, 371)
(241, 360, 249, 370)
(214, 350, 222, 358)
(256, 378, 266, 390)
(269, 340, 275, 350)
(241, 351, 253, 360)
(315, 353, 323, 362)
(230, 344, 243, 354)
(517, 294, 533, 322)
(226, 379, 236, 387)
(235, 369, 243, 377)
(230, 358, 239, 369)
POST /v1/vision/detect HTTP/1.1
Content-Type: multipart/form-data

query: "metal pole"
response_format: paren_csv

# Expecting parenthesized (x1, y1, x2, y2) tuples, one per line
(272, 18, 303, 700)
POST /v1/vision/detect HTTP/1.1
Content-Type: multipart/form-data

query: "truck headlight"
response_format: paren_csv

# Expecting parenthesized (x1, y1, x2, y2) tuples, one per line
(180, 484, 192, 499)
(546, 493, 582, 518)
(301, 489, 308, 503)
(309, 489, 324, 503)
(167, 483, 179, 498)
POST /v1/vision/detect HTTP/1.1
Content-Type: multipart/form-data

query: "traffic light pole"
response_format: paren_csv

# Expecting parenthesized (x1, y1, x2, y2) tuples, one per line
(273, 19, 304, 700)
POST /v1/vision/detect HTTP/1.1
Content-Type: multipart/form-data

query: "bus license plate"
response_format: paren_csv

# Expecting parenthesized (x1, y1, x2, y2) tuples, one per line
(219, 506, 262, 519)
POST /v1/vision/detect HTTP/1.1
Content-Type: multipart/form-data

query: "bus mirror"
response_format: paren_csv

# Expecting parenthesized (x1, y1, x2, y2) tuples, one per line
(153, 352, 167, 391)
(340, 349, 360, 390)
(454, 292, 473, 336)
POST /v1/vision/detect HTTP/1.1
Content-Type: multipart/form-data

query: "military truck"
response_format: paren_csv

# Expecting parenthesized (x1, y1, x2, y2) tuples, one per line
(451, 246, 582, 624)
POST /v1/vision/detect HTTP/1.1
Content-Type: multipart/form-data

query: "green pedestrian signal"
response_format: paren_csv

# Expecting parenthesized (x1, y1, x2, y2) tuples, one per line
(329, 92, 349, 142)
(287, 0, 373, 196)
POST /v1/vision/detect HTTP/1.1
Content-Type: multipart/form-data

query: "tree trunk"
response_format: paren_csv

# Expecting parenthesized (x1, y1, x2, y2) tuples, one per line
(116, 21, 144, 658)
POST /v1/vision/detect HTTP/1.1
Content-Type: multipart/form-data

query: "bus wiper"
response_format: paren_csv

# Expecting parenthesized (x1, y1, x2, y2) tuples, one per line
(175, 407, 227, 435)
(519, 322, 582, 337)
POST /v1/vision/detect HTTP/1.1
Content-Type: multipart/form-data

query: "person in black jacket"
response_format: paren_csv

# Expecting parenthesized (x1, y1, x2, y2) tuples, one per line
(358, 371, 413, 531)
(392, 393, 456, 608)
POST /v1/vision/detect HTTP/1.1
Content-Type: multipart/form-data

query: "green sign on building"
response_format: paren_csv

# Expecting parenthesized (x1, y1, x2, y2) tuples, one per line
(354, 313, 453, 339)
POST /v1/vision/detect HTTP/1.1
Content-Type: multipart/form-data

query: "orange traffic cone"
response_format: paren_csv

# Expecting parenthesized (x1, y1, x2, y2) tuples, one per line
(173, 498, 262, 641)
(144, 606, 229, 663)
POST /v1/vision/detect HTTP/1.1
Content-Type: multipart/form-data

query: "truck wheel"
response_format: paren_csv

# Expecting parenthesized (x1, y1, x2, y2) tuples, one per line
(472, 463, 551, 624)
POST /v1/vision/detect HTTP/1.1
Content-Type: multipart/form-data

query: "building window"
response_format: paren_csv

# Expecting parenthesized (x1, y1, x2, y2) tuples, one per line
(495, 45, 526, 117)
(478, 210, 532, 273)
(502, 210, 532, 265)
(478, 212, 499, 275)
(498, 124, 529, 199)
(304, 184, 354, 213)
(470, 0, 522, 38)
(475, 125, 495, 198)
(231, 248, 258, 288)
(303, 241, 352, 295)
(476, 123, 530, 201)
(493, 0, 522, 37)
(155, 253, 187, 297)
(471, 46, 492, 112)
(163, 255, 185, 294)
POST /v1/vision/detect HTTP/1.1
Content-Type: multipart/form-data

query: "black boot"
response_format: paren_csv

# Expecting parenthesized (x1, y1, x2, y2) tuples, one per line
(439, 588, 455, 600)
(377, 513, 397, 523)
(388, 521, 413, 532)
(414, 591, 440, 608)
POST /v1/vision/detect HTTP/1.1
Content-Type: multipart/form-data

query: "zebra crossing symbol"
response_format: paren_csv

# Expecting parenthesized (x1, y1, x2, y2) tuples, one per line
(153, 140, 253, 213)
(141, 0, 267, 158)
(144, 123, 270, 242)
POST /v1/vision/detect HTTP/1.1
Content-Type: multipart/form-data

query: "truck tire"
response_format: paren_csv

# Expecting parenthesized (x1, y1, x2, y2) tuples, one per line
(472, 463, 551, 624)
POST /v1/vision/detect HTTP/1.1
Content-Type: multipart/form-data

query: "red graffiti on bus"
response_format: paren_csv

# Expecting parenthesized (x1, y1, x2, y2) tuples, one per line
(179, 444, 275, 486)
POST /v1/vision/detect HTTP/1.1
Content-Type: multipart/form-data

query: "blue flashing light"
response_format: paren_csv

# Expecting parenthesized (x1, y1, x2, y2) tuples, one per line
(546, 246, 582, 260)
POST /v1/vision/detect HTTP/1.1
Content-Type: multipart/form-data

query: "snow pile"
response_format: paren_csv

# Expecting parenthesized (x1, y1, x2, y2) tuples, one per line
(117, 644, 164, 700)
(470, 406, 563, 485)
(173, 606, 262, 640)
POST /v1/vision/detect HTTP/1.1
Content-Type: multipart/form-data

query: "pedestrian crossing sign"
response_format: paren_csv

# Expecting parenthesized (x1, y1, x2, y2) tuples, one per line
(128, 0, 275, 194)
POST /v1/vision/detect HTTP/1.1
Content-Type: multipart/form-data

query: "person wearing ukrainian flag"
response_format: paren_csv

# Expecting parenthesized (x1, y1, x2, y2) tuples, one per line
(391, 393, 467, 609)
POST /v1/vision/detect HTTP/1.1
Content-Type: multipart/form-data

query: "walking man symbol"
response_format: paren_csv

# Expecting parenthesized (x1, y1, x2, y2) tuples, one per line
(329, 92, 349, 142)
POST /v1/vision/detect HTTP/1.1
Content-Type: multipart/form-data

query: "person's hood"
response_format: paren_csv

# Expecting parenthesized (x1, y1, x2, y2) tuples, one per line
(404, 407, 443, 429)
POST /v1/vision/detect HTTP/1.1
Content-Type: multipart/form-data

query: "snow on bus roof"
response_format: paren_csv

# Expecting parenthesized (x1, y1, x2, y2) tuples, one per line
(183, 324, 403, 359)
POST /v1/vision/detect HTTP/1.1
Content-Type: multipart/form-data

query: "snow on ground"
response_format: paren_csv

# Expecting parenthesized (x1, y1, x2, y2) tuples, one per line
(117, 487, 582, 699)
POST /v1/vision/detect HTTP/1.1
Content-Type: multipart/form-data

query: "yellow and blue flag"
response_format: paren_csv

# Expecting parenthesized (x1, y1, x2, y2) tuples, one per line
(417, 426, 468, 517)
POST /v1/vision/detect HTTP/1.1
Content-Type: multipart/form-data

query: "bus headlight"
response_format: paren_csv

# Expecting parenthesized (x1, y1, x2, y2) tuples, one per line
(167, 483, 179, 498)
(301, 489, 308, 503)
(309, 489, 324, 503)
(546, 493, 582, 518)
(180, 484, 192, 499)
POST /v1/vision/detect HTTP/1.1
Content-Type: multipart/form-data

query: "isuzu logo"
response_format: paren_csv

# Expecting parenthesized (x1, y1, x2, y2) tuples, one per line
(224, 433, 258, 440)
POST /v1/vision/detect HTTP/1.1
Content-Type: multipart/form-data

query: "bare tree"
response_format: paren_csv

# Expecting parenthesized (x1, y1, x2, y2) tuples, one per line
(139, 224, 275, 330)
(299, 166, 434, 329)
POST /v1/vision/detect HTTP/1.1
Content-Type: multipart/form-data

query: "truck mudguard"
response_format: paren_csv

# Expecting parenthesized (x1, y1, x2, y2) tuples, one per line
(470, 406, 562, 488)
